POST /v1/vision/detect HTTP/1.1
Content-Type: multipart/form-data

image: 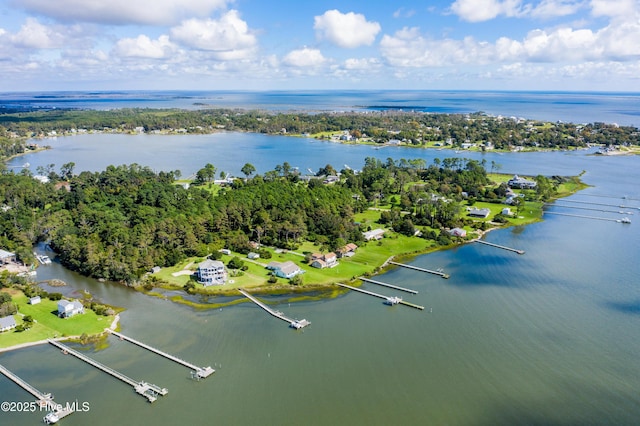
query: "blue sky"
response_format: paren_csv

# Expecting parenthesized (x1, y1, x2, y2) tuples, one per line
(0, 0, 639, 91)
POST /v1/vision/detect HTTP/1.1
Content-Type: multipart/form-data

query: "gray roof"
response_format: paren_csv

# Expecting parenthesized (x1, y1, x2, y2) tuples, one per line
(199, 259, 224, 269)
(0, 316, 16, 329)
(0, 249, 15, 259)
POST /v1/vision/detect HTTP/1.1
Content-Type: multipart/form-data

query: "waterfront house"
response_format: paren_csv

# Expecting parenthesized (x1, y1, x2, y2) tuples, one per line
(502, 208, 512, 216)
(196, 259, 227, 286)
(57, 300, 84, 318)
(310, 252, 338, 269)
(468, 207, 491, 218)
(508, 174, 537, 189)
(0, 249, 16, 264)
(448, 228, 467, 237)
(336, 243, 358, 258)
(0, 315, 16, 332)
(266, 261, 303, 279)
(29, 296, 41, 305)
(363, 229, 385, 241)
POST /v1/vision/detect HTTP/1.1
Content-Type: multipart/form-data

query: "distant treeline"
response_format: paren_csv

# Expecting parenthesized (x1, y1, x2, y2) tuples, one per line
(0, 108, 638, 150)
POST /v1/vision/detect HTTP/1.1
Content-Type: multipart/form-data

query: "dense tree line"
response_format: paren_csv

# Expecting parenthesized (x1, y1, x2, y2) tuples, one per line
(1, 109, 638, 150)
(0, 154, 557, 284)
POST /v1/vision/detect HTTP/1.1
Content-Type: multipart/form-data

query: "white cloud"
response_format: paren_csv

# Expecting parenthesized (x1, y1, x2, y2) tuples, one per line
(344, 57, 380, 70)
(590, 0, 638, 18)
(170, 11, 257, 60)
(314, 10, 381, 48)
(282, 47, 326, 67)
(450, 0, 522, 22)
(13, 0, 229, 25)
(528, 0, 584, 19)
(113, 35, 176, 59)
(393, 8, 416, 19)
(10, 18, 67, 49)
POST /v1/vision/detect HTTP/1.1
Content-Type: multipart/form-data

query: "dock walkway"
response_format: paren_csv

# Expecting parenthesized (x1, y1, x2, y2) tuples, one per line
(389, 261, 450, 279)
(48, 340, 167, 403)
(0, 363, 74, 422)
(544, 211, 627, 223)
(337, 283, 424, 310)
(238, 289, 310, 329)
(359, 277, 418, 294)
(106, 330, 214, 379)
(474, 239, 525, 255)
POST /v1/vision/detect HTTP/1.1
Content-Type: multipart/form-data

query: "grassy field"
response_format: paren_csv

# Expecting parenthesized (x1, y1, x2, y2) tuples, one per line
(0, 289, 115, 349)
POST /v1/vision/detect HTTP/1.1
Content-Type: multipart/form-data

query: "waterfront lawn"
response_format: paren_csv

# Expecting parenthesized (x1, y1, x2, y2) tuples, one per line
(0, 290, 112, 348)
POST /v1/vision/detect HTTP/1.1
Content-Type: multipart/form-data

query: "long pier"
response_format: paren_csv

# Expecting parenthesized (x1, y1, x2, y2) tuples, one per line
(544, 211, 627, 223)
(359, 277, 418, 294)
(551, 203, 634, 215)
(389, 261, 450, 279)
(106, 330, 214, 379)
(337, 283, 424, 310)
(474, 239, 525, 255)
(238, 289, 310, 329)
(560, 199, 638, 209)
(0, 363, 74, 422)
(48, 340, 168, 403)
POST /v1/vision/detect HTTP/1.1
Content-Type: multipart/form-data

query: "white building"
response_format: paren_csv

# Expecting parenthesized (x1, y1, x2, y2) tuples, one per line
(57, 300, 85, 318)
(196, 259, 227, 286)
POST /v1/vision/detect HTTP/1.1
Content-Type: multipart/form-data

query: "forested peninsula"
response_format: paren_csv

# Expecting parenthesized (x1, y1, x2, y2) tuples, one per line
(1, 108, 639, 157)
(0, 152, 584, 299)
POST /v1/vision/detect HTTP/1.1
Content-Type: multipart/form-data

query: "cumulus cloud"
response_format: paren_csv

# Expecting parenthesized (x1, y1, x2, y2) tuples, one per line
(450, 0, 522, 22)
(528, 0, 584, 19)
(282, 47, 326, 67)
(10, 18, 68, 49)
(314, 10, 381, 48)
(113, 35, 176, 59)
(13, 0, 229, 25)
(344, 57, 381, 70)
(590, 0, 638, 18)
(170, 11, 257, 60)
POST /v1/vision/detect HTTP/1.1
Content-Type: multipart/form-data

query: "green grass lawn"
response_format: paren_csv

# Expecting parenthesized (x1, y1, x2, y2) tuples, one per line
(0, 289, 114, 349)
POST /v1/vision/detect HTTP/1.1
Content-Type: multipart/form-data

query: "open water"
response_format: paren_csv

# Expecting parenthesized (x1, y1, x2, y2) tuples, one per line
(1, 109, 640, 425)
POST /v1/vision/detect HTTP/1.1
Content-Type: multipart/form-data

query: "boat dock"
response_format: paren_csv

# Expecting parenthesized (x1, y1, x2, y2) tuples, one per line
(474, 239, 525, 255)
(359, 277, 418, 294)
(389, 261, 450, 279)
(106, 330, 214, 379)
(560, 199, 637, 209)
(337, 283, 424, 310)
(0, 363, 74, 422)
(544, 211, 628, 223)
(550, 202, 634, 215)
(238, 289, 310, 329)
(48, 340, 168, 403)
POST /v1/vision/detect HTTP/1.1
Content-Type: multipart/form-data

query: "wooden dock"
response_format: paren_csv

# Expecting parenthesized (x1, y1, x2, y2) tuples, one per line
(48, 340, 168, 403)
(337, 283, 424, 310)
(0, 363, 74, 422)
(551, 202, 633, 215)
(359, 277, 418, 294)
(544, 211, 628, 223)
(238, 289, 310, 329)
(389, 261, 450, 279)
(474, 239, 525, 255)
(106, 330, 214, 379)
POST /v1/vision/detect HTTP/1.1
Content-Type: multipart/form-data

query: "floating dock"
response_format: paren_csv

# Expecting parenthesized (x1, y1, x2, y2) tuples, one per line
(359, 277, 418, 294)
(389, 261, 450, 279)
(238, 289, 310, 329)
(48, 340, 168, 403)
(337, 283, 424, 310)
(474, 239, 525, 255)
(0, 363, 74, 423)
(106, 330, 214, 379)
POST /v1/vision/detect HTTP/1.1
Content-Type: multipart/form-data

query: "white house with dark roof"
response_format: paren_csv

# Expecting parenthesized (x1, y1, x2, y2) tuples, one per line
(57, 300, 84, 318)
(266, 261, 303, 279)
(0, 315, 16, 332)
(196, 259, 227, 286)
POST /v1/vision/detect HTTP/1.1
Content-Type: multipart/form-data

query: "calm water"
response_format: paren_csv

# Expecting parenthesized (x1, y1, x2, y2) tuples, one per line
(1, 134, 640, 425)
(2, 90, 640, 125)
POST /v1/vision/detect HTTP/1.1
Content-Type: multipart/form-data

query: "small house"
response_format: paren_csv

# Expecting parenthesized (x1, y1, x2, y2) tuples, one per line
(29, 296, 41, 305)
(448, 228, 467, 237)
(247, 252, 260, 260)
(336, 243, 358, 258)
(57, 300, 85, 318)
(310, 252, 338, 269)
(150, 266, 161, 274)
(363, 229, 385, 241)
(0, 249, 16, 264)
(266, 261, 303, 279)
(502, 208, 512, 216)
(196, 259, 227, 286)
(0, 316, 16, 332)
(468, 208, 491, 218)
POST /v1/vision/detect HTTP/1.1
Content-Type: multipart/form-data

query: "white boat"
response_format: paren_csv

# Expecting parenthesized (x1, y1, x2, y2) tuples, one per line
(43, 412, 59, 424)
(620, 217, 631, 224)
